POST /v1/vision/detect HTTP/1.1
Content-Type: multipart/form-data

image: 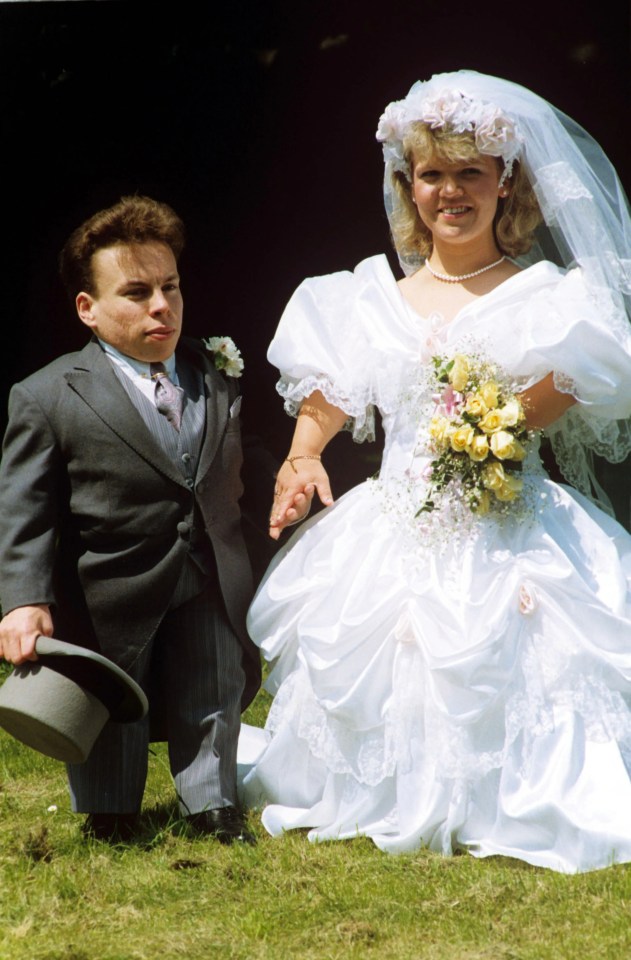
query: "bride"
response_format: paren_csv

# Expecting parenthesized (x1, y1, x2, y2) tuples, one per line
(241, 71, 631, 873)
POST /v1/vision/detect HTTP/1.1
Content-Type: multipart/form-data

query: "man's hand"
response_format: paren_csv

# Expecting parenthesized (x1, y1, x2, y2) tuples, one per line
(0, 604, 53, 664)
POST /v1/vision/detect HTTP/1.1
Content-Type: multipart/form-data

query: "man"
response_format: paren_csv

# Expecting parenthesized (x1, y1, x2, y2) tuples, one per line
(0, 195, 260, 843)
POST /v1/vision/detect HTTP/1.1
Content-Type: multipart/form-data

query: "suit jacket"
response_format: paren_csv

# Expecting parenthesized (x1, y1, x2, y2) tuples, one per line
(0, 336, 260, 708)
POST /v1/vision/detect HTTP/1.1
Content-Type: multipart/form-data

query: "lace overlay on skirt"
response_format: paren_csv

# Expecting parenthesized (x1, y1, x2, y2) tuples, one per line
(264, 611, 631, 790)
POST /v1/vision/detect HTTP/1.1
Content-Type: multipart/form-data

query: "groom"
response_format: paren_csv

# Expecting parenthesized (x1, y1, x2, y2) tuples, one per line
(0, 196, 260, 843)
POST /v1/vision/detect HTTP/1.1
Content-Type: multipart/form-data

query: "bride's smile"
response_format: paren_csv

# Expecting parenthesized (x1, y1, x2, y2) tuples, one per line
(411, 154, 504, 251)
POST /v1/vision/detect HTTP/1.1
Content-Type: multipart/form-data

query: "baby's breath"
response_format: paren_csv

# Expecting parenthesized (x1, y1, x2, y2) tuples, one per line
(372, 349, 541, 553)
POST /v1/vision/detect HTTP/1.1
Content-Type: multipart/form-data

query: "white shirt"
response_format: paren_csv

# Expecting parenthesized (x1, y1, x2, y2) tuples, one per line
(99, 340, 179, 404)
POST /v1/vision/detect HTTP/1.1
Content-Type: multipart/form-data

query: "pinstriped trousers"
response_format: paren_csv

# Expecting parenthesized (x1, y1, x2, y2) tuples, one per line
(66, 561, 246, 815)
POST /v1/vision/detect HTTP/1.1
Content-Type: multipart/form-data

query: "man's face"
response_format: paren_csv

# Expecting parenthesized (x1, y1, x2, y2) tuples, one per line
(77, 242, 183, 362)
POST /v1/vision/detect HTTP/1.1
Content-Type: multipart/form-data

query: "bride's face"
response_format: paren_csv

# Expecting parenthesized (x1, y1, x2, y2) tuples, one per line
(411, 153, 505, 251)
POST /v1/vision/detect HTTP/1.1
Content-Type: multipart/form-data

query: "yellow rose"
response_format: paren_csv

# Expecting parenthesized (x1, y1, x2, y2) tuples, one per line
(493, 475, 524, 502)
(479, 381, 499, 409)
(449, 355, 470, 393)
(450, 425, 475, 452)
(468, 434, 490, 461)
(429, 415, 450, 446)
(473, 489, 492, 515)
(489, 430, 526, 461)
(464, 394, 488, 419)
(479, 409, 504, 434)
(498, 398, 524, 428)
(482, 461, 506, 490)
(511, 439, 526, 462)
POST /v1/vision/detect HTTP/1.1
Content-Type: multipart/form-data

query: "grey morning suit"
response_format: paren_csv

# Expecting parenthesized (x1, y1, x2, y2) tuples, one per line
(0, 336, 260, 814)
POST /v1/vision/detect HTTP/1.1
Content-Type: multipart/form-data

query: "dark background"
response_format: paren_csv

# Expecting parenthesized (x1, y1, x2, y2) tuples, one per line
(2, 0, 629, 510)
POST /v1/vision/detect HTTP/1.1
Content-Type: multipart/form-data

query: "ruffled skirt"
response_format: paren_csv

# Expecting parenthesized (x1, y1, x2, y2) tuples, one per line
(241, 479, 631, 873)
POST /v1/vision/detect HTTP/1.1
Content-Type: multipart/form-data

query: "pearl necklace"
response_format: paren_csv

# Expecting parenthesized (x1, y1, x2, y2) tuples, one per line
(425, 255, 506, 283)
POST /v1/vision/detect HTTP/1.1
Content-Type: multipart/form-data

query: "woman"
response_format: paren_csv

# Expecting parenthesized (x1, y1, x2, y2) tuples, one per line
(242, 71, 631, 873)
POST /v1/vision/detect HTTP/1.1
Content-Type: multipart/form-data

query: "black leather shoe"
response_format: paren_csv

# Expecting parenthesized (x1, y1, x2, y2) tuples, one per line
(186, 807, 256, 845)
(82, 812, 138, 843)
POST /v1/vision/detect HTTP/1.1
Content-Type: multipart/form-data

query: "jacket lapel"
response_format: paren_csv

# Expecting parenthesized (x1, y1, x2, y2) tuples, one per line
(64, 339, 187, 488)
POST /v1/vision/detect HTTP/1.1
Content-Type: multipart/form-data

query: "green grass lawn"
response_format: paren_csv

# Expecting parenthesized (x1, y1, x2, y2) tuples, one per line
(1, 680, 631, 960)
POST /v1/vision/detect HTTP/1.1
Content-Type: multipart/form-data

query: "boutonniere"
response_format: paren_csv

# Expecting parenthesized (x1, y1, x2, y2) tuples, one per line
(202, 336, 244, 378)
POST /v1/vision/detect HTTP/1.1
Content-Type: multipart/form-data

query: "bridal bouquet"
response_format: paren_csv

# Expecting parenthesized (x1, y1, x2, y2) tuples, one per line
(419, 353, 534, 517)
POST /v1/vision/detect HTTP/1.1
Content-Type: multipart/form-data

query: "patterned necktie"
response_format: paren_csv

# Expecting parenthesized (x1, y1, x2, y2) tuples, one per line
(150, 362, 184, 432)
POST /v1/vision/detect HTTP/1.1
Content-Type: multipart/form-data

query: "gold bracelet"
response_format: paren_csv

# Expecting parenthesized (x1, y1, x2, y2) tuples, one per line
(285, 455, 322, 474)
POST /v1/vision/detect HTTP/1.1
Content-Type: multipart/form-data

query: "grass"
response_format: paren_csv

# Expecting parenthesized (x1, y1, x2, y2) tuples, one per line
(1, 673, 631, 960)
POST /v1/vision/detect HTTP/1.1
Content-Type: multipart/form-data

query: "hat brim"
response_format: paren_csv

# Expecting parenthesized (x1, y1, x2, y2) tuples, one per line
(34, 636, 148, 722)
(0, 668, 110, 763)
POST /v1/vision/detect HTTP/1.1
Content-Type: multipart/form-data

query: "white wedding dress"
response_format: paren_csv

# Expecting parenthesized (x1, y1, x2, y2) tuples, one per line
(241, 254, 631, 873)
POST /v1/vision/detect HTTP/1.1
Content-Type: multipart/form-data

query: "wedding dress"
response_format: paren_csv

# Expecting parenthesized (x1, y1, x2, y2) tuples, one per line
(241, 253, 631, 873)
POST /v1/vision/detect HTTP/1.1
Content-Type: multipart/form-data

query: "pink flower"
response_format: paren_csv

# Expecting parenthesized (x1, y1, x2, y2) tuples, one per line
(441, 385, 461, 417)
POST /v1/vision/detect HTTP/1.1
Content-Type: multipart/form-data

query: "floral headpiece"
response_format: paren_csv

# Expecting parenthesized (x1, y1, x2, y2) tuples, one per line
(376, 85, 524, 186)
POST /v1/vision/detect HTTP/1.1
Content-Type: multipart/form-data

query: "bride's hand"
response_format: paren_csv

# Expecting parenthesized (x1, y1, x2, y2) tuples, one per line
(269, 457, 333, 540)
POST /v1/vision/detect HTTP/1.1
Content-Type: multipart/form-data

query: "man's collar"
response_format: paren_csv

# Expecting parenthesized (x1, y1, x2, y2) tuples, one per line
(97, 339, 177, 379)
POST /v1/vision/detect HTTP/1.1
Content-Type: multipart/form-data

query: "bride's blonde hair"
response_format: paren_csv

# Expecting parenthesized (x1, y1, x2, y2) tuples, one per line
(389, 122, 542, 261)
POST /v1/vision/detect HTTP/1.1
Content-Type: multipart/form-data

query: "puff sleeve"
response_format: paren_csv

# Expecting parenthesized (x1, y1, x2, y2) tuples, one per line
(495, 264, 631, 499)
(268, 267, 377, 442)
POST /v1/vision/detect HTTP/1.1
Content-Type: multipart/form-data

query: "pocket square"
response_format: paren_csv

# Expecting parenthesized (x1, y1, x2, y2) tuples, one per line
(229, 396, 242, 419)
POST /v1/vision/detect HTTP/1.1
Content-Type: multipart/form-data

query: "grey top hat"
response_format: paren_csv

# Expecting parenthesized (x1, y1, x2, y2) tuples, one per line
(0, 636, 148, 764)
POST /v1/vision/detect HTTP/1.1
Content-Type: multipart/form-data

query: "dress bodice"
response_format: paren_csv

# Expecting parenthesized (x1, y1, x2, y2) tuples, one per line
(269, 254, 631, 509)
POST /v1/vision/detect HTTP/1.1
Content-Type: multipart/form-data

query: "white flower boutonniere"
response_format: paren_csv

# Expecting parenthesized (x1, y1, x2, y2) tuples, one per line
(202, 336, 244, 378)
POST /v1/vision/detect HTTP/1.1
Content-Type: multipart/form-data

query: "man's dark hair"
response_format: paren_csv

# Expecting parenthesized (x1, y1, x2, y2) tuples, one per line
(59, 195, 185, 299)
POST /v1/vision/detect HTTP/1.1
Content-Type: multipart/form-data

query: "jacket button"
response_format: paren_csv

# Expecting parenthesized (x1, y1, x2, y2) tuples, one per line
(185, 478, 194, 489)
(177, 521, 190, 537)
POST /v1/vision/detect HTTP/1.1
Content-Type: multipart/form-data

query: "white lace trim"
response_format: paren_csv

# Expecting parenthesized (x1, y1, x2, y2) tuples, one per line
(264, 615, 631, 788)
(265, 669, 397, 785)
(547, 399, 631, 511)
(276, 374, 376, 443)
(534, 162, 593, 216)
